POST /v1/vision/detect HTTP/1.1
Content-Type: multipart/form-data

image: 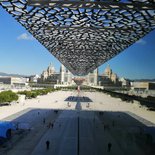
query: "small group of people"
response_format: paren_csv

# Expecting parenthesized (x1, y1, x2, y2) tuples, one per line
(43, 118, 54, 129)
(48, 122, 54, 128)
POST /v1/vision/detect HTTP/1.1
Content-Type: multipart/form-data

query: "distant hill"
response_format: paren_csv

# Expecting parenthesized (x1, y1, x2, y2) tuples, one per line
(133, 79, 155, 82)
(0, 72, 28, 77)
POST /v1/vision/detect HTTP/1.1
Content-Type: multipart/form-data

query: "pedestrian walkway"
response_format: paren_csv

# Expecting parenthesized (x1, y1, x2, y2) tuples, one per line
(0, 91, 155, 155)
(1, 109, 61, 155)
(126, 111, 155, 126)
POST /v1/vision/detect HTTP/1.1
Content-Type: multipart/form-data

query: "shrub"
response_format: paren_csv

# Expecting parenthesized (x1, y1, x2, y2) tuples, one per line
(17, 88, 57, 99)
(0, 91, 18, 103)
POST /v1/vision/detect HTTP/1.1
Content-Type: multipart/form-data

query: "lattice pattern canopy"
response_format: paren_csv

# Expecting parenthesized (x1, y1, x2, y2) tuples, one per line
(0, 0, 155, 75)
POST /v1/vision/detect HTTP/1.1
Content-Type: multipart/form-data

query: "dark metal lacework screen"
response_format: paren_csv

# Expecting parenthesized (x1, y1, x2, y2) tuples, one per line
(0, 0, 155, 75)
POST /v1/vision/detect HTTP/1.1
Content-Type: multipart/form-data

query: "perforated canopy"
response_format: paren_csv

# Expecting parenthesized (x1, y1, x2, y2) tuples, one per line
(0, 0, 155, 75)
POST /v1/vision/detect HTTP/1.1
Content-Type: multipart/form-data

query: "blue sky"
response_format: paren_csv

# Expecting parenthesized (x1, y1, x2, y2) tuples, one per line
(0, 7, 155, 79)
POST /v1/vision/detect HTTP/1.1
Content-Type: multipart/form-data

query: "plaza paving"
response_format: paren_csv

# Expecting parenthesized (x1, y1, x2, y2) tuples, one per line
(0, 90, 155, 155)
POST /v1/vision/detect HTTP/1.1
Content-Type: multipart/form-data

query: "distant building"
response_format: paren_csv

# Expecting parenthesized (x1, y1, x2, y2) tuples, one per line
(40, 63, 98, 86)
(39, 63, 134, 88)
(29, 74, 40, 83)
(84, 69, 98, 86)
(40, 63, 60, 84)
(60, 64, 74, 85)
(60, 64, 98, 86)
(119, 77, 130, 87)
(131, 82, 155, 91)
(104, 65, 112, 79)
(111, 73, 118, 84)
(41, 63, 56, 80)
(0, 76, 28, 87)
(46, 73, 60, 84)
(99, 65, 120, 87)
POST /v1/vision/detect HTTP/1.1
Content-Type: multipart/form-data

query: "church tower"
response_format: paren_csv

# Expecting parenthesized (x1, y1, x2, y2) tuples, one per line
(60, 64, 65, 84)
(94, 68, 98, 86)
(47, 63, 55, 76)
(104, 65, 112, 79)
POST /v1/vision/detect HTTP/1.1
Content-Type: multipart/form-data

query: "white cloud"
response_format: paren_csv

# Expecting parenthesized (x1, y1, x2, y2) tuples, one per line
(17, 33, 34, 40)
(136, 39, 146, 45)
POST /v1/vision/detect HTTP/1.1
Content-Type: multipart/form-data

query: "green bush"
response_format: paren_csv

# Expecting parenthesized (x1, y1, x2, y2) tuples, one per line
(18, 90, 37, 99)
(17, 88, 58, 99)
(0, 91, 18, 103)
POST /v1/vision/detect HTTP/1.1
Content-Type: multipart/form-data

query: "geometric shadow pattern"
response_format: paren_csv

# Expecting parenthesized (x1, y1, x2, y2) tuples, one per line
(0, 0, 155, 75)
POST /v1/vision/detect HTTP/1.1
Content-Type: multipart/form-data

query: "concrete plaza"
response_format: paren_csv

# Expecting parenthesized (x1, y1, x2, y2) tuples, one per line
(0, 90, 155, 155)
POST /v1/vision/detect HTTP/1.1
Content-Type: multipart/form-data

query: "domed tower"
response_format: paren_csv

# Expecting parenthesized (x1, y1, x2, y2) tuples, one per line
(47, 63, 55, 76)
(104, 65, 112, 79)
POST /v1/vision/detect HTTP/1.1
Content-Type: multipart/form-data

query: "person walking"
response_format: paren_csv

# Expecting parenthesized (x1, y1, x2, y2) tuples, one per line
(108, 142, 112, 152)
(46, 140, 50, 150)
(43, 118, 45, 124)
